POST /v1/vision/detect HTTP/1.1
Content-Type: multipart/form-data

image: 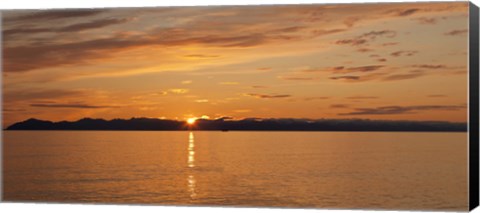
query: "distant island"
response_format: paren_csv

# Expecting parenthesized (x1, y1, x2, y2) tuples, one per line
(5, 117, 467, 132)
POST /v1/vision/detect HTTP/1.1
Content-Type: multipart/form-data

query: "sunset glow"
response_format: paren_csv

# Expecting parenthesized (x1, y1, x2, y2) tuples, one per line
(1, 2, 469, 126)
(187, 118, 197, 125)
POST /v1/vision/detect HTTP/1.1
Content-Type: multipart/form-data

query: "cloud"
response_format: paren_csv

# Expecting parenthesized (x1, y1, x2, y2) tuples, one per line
(411, 64, 447, 69)
(3, 28, 302, 72)
(155, 91, 168, 96)
(339, 105, 466, 115)
(184, 54, 220, 58)
(382, 72, 424, 81)
(360, 30, 397, 39)
(330, 76, 360, 81)
(415, 17, 437, 25)
(398, 9, 421, 16)
(311, 28, 346, 37)
(4, 18, 131, 38)
(444, 29, 468, 36)
(330, 104, 350, 108)
(4, 9, 106, 22)
(303, 65, 384, 74)
(382, 42, 399, 46)
(357, 48, 374, 52)
(281, 65, 384, 82)
(387, 8, 421, 17)
(329, 72, 390, 83)
(335, 38, 368, 46)
(346, 96, 379, 100)
(343, 16, 361, 27)
(269, 26, 307, 34)
(59, 18, 131, 32)
(390, 50, 418, 57)
(304, 96, 330, 101)
(301, 67, 333, 72)
(30, 103, 118, 109)
(4, 37, 145, 72)
(219, 82, 239, 85)
(3, 28, 52, 37)
(280, 77, 317, 81)
(194, 99, 209, 103)
(335, 30, 396, 46)
(344, 65, 385, 73)
(168, 88, 189, 94)
(181, 80, 193, 84)
(251, 85, 268, 89)
(330, 63, 459, 83)
(245, 93, 291, 99)
(2, 3, 468, 77)
(4, 89, 87, 103)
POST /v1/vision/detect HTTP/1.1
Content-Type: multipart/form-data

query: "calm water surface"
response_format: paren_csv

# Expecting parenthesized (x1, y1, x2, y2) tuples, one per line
(2, 131, 468, 210)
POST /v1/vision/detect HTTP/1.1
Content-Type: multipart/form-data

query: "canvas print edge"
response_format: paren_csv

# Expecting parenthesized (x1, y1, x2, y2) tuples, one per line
(469, 1, 480, 211)
(0, 1, 475, 211)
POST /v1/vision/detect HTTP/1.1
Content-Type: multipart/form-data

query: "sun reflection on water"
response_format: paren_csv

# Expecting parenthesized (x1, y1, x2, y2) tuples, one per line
(187, 132, 197, 199)
(188, 174, 197, 199)
(188, 132, 195, 168)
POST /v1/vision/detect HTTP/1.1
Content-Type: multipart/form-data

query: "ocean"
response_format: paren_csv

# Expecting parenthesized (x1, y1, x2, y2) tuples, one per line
(2, 131, 468, 210)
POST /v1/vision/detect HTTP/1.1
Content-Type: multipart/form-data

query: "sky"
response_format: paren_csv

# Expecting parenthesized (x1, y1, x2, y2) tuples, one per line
(1, 2, 470, 126)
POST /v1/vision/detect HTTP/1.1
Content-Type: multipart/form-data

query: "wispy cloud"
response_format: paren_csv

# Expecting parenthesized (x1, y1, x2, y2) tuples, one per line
(381, 42, 399, 46)
(4, 89, 88, 103)
(30, 103, 119, 109)
(304, 96, 330, 101)
(5, 9, 106, 22)
(280, 77, 317, 81)
(330, 104, 350, 108)
(184, 54, 220, 59)
(335, 30, 396, 46)
(219, 82, 239, 85)
(444, 29, 468, 36)
(340, 65, 385, 73)
(356, 48, 374, 53)
(389, 8, 421, 17)
(339, 104, 465, 115)
(302, 65, 384, 74)
(3, 27, 302, 73)
(414, 17, 438, 25)
(245, 93, 291, 99)
(168, 88, 189, 94)
(382, 72, 424, 81)
(346, 96, 379, 100)
(411, 64, 446, 69)
(390, 50, 418, 57)
(5, 18, 131, 38)
(330, 76, 360, 81)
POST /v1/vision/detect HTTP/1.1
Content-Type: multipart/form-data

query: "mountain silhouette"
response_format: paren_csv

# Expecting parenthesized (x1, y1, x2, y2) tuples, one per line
(5, 117, 467, 132)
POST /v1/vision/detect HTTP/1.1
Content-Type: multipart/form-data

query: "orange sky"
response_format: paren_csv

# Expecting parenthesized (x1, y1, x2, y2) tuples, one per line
(2, 2, 470, 126)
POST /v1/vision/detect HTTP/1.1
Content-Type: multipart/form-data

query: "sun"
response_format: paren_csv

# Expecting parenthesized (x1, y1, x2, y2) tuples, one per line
(187, 118, 196, 125)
